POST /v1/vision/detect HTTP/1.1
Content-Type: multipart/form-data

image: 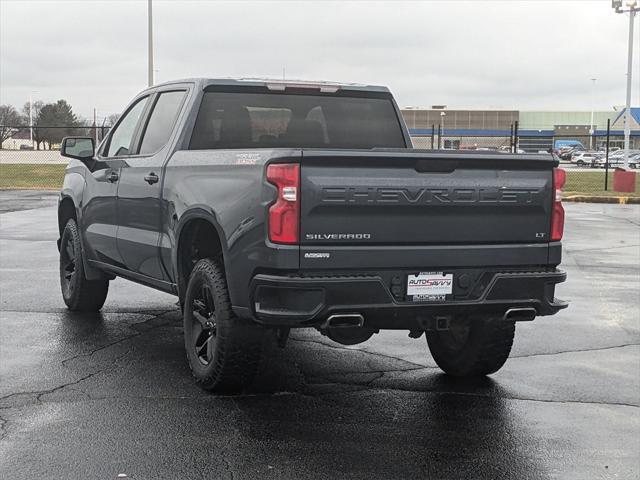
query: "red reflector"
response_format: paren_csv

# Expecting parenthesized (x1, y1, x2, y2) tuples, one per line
(554, 167, 566, 190)
(551, 168, 566, 241)
(551, 202, 565, 241)
(267, 163, 300, 244)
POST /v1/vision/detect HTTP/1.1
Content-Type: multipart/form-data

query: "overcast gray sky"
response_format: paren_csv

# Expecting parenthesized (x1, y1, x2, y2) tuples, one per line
(1, 0, 638, 122)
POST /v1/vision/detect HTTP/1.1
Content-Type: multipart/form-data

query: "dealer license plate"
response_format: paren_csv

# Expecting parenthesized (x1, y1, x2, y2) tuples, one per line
(407, 272, 453, 301)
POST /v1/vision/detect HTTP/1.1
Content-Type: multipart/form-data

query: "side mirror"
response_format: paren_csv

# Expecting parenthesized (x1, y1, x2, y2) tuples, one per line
(61, 137, 95, 162)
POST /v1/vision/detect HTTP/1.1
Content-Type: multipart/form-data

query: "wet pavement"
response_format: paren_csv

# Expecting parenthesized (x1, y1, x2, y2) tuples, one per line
(0, 189, 59, 214)
(0, 191, 639, 479)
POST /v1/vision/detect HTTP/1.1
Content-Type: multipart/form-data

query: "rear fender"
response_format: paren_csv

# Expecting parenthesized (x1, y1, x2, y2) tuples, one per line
(173, 207, 229, 300)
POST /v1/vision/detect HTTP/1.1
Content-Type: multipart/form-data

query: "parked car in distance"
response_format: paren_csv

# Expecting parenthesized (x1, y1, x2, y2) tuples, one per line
(558, 144, 585, 161)
(571, 151, 602, 167)
(591, 151, 639, 169)
(56, 78, 568, 392)
(608, 150, 626, 159)
(497, 146, 525, 154)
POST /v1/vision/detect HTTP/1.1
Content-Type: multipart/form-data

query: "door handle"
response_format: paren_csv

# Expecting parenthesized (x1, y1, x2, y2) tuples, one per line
(144, 172, 159, 185)
(107, 171, 119, 183)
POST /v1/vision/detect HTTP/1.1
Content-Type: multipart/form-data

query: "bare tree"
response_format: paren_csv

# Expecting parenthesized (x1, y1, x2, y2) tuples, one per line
(0, 105, 24, 149)
(107, 113, 121, 126)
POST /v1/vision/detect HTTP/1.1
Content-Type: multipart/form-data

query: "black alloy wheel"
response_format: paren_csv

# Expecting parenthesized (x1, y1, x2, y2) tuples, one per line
(190, 281, 217, 365)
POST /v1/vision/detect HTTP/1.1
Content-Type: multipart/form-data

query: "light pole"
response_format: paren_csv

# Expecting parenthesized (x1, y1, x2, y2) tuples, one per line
(29, 94, 33, 147)
(440, 111, 446, 149)
(148, 0, 154, 87)
(612, 0, 639, 169)
(589, 78, 597, 150)
(29, 90, 39, 149)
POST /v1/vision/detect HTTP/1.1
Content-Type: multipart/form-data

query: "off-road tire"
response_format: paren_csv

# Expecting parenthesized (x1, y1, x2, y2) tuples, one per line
(183, 257, 267, 393)
(59, 219, 109, 311)
(426, 316, 515, 377)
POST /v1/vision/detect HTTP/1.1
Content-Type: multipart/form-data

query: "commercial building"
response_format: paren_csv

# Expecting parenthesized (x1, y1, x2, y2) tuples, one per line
(401, 107, 640, 151)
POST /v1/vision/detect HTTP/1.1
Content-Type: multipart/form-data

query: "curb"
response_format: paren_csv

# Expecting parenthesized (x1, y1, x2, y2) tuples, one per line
(564, 195, 640, 204)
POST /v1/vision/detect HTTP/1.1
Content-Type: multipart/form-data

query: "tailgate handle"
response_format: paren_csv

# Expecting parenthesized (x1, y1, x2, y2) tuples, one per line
(415, 160, 458, 173)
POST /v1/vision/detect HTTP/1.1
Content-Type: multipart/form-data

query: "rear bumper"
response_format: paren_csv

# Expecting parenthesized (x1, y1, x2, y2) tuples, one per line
(239, 268, 568, 328)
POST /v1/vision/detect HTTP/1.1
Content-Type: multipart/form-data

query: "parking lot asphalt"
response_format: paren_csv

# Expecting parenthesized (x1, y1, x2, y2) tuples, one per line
(0, 190, 639, 480)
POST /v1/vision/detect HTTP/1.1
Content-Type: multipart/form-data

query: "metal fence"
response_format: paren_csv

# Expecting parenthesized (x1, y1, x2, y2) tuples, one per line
(410, 120, 638, 196)
(0, 125, 110, 151)
(0, 126, 110, 189)
(0, 124, 638, 196)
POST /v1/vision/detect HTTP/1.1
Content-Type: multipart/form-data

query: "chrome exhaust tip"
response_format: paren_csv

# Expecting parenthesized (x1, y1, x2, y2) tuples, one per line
(503, 307, 537, 322)
(322, 313, 365, 329)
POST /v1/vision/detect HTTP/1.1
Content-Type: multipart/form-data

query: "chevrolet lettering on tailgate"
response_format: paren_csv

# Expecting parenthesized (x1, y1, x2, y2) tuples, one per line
(319, 187, 542, 205)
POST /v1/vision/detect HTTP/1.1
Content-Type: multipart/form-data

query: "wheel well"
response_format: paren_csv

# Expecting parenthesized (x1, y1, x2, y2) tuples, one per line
(58, 198, 77, 235)
(177, 218, 223, 300)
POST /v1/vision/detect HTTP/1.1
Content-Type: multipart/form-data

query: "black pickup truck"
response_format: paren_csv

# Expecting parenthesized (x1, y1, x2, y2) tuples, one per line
(58, 78, 567, 392)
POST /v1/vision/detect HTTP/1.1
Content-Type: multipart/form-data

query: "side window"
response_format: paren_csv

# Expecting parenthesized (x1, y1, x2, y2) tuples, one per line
(138, 91, 187, 154)
(106, 97, 149, 157)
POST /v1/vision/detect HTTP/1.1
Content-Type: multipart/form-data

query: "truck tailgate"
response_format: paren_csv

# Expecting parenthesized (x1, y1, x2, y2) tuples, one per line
(300, 150, 555, 248)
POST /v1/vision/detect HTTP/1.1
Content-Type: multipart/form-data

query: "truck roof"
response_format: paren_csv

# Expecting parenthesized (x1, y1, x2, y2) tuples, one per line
(150, 77, 391, 94)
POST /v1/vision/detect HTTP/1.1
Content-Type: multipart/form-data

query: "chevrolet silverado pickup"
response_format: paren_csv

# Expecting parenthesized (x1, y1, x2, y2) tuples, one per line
(58, 78, 567, 392)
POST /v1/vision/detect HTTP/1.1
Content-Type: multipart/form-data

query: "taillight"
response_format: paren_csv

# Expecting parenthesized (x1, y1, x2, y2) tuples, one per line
(266, 163, 300, 244)
(551, 168, 566, 241)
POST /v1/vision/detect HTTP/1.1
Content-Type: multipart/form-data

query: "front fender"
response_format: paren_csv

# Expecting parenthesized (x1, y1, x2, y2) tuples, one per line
(58, 162, 105, 280)
(58, 161, 86, 235)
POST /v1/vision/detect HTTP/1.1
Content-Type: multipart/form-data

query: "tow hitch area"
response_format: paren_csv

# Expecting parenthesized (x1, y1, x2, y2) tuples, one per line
(409, 316, 452, 338)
